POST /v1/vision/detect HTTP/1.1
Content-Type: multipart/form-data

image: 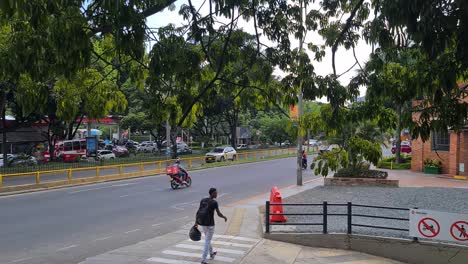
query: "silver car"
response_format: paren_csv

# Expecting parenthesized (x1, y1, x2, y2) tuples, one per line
(205, 146, 237, 163)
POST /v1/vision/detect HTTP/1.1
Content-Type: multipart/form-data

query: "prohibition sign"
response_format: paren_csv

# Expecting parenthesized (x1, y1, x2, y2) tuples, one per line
(417, 217, 440, 238)
(450, 221, 468, 241)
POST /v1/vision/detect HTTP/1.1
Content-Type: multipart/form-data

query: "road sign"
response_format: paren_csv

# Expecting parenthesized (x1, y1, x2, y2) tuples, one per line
(417, 218, 440, 238)
(410, 209, 468, 243)
(450, 221, 468, 241)
(290, 105, 299, 120)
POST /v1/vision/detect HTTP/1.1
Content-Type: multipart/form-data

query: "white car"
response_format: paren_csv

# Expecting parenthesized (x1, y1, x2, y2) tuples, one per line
(97, 150, 116, 160)
(137, 142, 157, 153)
(205, 146, 237, 163)
(237, 144, 247, 149)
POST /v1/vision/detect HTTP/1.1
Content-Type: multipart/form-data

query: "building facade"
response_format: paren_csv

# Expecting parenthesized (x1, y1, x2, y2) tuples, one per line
(411, 83, 467, 176)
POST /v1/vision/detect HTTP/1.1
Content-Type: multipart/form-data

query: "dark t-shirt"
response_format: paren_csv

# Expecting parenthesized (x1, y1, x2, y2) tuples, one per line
(197, 198, 218, 226)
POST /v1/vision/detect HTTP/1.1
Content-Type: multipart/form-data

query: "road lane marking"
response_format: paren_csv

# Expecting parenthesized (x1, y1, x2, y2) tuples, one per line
(174, 216, 189, 221)
(152, 223, 162, 227)
(120, 194, 131, 197)
(8, 257, 33, 263)
(57, 244, 78, 251)
(69, 186, 112, 194)
(112, 183, 138, 187)
(124, 229, 140, 234)
(189, 239, 253, 248)
(212, 234, 258, 242)
(94, 236, 112, 241)
(69, 182, 138, 194)
(148, 257, 199, 264)
(175, 244, 244, 254)
(162, 250, 235, 262)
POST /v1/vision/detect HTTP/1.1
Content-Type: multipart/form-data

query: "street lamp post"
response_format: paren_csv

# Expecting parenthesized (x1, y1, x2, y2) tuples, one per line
(296, 0, 306, 186)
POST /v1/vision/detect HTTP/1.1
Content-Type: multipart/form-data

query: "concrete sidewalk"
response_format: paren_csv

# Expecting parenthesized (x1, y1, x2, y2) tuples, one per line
(78, 178, 404, 264)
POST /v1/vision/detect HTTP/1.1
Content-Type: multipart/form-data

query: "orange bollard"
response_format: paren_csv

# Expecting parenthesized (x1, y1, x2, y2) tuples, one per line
(269, 186, 287, 223)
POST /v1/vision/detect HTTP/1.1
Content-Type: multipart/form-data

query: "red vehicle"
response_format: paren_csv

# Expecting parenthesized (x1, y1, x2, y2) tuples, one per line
(166, 165, 192, 189)
(56, 139, 87, 162)
(391, 141, 412, 154)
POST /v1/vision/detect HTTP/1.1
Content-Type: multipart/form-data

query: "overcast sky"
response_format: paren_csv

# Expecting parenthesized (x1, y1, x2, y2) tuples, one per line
(146, 0, 373, 100)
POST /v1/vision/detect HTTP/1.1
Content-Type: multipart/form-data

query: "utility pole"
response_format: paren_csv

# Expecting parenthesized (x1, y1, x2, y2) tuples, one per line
(296, 0, 306, 186)
(165, 119, 171, 156)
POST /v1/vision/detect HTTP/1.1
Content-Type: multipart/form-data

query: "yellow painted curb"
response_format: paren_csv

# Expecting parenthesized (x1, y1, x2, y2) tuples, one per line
(454, 175, 468, 180)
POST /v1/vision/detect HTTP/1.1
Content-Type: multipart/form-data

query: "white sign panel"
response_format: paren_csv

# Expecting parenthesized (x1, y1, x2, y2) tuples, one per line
(409, 209, 468, 243)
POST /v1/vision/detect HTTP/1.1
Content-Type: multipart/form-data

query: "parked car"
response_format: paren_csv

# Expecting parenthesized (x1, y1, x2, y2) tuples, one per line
(237, 144, 247, 149)
(125, 141, 139, 151)
(105, 145, 130, 157)
(391, 141, 412, 154)
(318, 144, 340, 155)
(97, 150, 116, 160)
(177, 147, 193, 155)
(4, 154, 38, 167)
(137, 142, 157, 153)
(205, 146, 237, 163)
(0, 154, 15, 167)
(308, 139, 322, 146)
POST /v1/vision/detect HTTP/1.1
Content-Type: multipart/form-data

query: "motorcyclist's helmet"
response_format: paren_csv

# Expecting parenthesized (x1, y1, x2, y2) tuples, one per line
(175, 158, 180, 164)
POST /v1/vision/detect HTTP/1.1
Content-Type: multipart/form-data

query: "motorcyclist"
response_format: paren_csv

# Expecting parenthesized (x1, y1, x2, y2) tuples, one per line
(175, 158, 188, 185)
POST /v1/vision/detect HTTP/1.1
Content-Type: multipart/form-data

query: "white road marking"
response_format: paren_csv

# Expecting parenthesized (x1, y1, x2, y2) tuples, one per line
(174, 216, 189, 221)
(190, 239, 253, 248)
(8, 257, 33, 263)
(212, 234, 259, 242)
(162, 250, 235, 262)
(175, 244, 245, 255)
(57, 244, 78, 251)
(152, 223, 162, 227)
(119, 194, 131, 198)
(124, 229, 140, 234)
(217, 193, 230, 198)
(171, 202, 191, 210)
(69, 183, 138, 194)
(112, 183, 137, 187)
(94, 236, 112, 241)
(148, 257, 199, 264)
(69, 186, 112, 194)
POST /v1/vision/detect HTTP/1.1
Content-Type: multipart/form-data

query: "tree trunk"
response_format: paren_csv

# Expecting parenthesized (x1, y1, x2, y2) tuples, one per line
(395, 104, 402, 164)
(2, 107, 7, 168)
(171, 132, 177, 159)
(0, 88, 7, 168)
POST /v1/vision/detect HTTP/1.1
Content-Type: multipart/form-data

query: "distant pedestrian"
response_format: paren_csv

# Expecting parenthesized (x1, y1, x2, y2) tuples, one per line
(195, 188, 227, 264)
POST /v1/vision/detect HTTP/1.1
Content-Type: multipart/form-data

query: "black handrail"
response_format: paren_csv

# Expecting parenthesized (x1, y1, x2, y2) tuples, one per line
(265, 201, 413, 238)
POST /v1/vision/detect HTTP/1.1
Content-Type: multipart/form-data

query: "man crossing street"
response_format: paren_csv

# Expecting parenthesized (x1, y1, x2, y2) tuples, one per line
(195, 188, 227, 264)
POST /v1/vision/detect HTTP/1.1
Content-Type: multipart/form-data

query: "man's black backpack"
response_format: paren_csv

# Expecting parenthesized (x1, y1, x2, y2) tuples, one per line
(195, 198, 210, 225)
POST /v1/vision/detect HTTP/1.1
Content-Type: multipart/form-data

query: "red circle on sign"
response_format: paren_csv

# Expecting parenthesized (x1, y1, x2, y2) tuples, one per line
(450, 221, 468, 241)
(417, 217, 440, 238)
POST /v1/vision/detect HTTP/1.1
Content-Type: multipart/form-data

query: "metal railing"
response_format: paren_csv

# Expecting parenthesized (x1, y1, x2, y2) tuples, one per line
(265, 201, 410, 236)
(0, 147, 305, 189)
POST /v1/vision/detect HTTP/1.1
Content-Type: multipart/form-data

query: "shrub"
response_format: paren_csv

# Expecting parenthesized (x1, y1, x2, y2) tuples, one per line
(334, 168, 388, 179)
(424, 158, 442, 168)
(377, 161, 411, 170)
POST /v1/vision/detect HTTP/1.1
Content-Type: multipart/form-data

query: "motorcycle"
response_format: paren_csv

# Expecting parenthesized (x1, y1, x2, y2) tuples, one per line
(166, 165, 192, 189)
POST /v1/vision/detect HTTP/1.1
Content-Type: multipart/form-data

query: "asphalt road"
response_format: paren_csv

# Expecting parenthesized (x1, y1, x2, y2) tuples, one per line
(2, 150, 286, 187)
(0, 157, 318, 264)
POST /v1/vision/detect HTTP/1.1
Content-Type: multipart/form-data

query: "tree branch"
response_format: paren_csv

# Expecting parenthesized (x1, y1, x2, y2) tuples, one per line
(331, 0, 365, 76)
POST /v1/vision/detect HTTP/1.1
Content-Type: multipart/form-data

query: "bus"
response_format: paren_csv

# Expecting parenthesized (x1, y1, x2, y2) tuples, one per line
(56, 139, 87, 162)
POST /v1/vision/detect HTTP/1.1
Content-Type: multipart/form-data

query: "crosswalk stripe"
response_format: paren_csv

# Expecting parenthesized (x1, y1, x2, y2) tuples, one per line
(189, 239, 253, 248)
(162, 250, 235, 263)
(148, 257, 199, 264)
(175, 244, 245, 255)
(213, 234, 259, 242)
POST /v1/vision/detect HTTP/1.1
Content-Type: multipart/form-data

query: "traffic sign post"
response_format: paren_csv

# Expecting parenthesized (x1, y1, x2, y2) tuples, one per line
(410, 209, 468, 244)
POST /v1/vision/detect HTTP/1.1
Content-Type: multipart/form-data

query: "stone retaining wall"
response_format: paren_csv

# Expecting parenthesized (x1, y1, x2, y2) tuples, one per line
(324, 177, 399, 187)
